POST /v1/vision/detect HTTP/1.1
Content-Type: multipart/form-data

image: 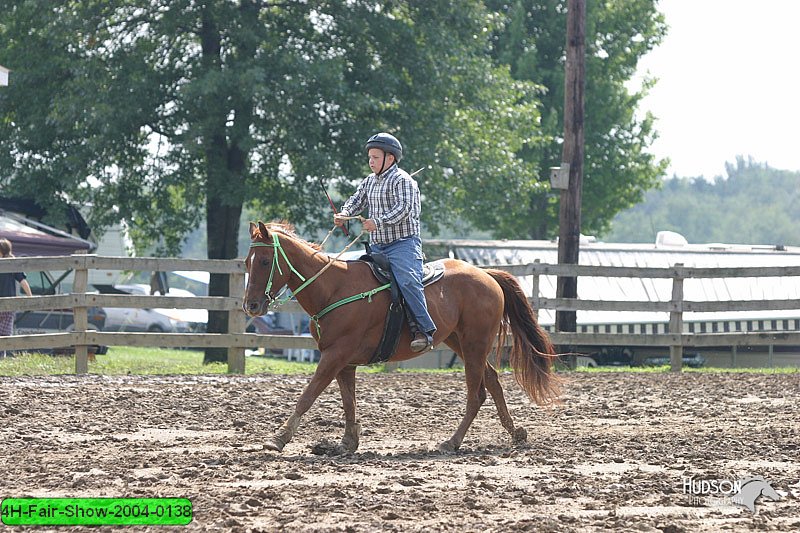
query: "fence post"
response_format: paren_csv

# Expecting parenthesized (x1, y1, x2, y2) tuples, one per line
(72, 254, 89, 374)
(669, 263, 684, 372)
(530, 259, 541, 319)
(227, 271, 246, 374)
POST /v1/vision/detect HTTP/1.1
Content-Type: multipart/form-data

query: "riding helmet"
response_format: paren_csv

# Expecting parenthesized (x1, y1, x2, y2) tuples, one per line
(365, 132, 403, 161)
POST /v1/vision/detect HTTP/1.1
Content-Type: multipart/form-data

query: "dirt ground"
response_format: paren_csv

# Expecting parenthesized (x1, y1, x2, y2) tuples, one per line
(1, 370, 798, 532)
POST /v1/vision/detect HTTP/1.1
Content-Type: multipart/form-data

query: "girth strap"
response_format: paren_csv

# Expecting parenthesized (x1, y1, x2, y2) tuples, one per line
(309, 283, 391, 338)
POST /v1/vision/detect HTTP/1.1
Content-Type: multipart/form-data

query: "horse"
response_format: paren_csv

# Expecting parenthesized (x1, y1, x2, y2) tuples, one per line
(243, 221, 560, 454)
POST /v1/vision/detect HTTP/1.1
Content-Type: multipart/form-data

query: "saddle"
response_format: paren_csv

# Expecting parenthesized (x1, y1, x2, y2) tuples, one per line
(358, 253, 445, 287)
(351, 251, 445, 364)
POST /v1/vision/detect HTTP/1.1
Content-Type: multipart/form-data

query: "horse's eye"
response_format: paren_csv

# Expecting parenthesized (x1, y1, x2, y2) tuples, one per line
(261, 259, 269, 266)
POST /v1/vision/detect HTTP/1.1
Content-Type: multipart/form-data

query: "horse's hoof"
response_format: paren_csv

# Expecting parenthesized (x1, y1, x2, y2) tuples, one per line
(264, 437, 285, 452)
(513, 427, 528, 444)
(341, 422, 361, 453)
(438, 439, 458, 454)
(340, 438, 359, 453)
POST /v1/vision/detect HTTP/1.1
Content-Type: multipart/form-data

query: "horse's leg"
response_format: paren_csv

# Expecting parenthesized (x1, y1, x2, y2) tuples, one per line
(334, 365, 361, 453)
(265, 357, 341, 452)
(484, 364, 527, 445)
(444, 334, 526, 446)
(439, 341, 489, 453)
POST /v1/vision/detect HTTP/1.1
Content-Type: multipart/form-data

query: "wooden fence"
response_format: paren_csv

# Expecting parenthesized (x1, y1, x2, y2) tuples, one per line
(1, 255, 798, 373)
(510, 261, 800, 368)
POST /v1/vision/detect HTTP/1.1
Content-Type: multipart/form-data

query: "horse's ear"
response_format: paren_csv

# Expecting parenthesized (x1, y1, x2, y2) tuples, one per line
(257, 221, 270, 240)
(249, 222, 259, 239)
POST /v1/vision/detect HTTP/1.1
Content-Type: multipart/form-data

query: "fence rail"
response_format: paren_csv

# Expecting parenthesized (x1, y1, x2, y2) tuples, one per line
(1, 255, 798, 373)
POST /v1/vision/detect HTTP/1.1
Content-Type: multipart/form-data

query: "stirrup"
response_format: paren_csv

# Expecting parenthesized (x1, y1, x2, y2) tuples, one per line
(410, 332, 433, 353)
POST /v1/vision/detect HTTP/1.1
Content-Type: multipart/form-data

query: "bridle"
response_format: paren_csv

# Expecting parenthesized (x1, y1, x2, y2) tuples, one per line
(248, 233, 309, 309)
(248, 230, 361, 311)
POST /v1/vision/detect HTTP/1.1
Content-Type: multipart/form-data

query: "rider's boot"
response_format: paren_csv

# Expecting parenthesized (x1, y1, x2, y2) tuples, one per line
(410, 331, 434, 353)
(406, 313, 433, 352)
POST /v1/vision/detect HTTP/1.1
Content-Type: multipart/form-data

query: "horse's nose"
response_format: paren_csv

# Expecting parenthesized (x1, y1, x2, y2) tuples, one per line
(245, 300, 260, 314)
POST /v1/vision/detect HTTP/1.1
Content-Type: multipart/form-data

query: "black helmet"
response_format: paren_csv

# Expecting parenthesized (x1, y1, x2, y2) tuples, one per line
(365, 132, 403, 161)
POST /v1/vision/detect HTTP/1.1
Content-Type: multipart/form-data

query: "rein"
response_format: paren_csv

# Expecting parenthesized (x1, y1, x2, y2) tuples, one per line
(249, 225, 389, 337)
(318, 215, 364, 249)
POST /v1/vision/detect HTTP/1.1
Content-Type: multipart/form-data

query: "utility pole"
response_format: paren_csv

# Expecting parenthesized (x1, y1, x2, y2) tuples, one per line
(556, 0, 585, 368)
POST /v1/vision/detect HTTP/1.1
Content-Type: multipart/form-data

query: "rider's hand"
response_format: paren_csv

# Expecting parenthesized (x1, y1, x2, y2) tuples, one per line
(334, 213, 346, 227)
(363, 218, 378, 232)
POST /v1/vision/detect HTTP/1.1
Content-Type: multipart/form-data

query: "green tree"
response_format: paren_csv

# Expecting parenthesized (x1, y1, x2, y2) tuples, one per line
(0, 0, 544, 362)
(606, 157, 800, 246)
(484, 0, 669, 238)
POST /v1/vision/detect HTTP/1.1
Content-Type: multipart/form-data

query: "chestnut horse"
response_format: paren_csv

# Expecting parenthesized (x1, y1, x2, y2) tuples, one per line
(243, 221, 560, 453)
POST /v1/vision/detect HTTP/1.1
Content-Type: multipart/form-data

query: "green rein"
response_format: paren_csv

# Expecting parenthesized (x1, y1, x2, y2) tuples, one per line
(249, 232, 389, 338)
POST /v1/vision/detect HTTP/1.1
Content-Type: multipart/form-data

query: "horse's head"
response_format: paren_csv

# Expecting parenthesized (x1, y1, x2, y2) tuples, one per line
(732, 477, 782, 513)
(243, 221, 292, 317)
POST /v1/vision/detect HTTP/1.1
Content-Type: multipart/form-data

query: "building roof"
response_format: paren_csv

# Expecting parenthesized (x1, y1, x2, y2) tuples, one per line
(426, 236, 800, 332)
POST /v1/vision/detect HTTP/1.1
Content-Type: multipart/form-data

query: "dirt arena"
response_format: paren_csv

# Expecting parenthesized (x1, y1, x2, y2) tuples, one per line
(1, 370, 798, 532)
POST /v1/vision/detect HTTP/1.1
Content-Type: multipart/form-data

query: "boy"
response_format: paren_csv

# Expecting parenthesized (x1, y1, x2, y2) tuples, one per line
(335, 133, 435, 352)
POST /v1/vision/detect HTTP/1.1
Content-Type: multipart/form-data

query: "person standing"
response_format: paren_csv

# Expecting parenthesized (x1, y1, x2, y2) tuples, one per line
(334, 132, 436, 352)
(0, 239, 33, 347)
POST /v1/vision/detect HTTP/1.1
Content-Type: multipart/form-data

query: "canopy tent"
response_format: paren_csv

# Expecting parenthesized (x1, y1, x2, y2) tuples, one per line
(0, 214, 93, 256)
(0, 196, 92, 240)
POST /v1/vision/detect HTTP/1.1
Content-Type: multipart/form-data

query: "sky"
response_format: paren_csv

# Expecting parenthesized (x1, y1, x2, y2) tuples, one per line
(631, 0, 800, 179)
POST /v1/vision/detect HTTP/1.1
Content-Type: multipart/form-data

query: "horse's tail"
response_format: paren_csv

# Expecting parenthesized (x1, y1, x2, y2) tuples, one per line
(487, 269, 561, 406)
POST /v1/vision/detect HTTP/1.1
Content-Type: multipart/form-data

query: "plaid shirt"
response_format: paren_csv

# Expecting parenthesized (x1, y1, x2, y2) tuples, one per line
(340, 164, 421, 244)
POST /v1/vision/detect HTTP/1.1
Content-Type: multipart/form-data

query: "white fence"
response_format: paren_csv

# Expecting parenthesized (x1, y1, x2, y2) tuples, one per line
(1, 255, 798, 373)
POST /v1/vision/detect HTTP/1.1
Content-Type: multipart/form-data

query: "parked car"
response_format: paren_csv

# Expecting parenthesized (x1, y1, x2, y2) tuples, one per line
(12, 269, 108, 355)
(642, 352, 707, 368)
(94, 284, 206, 333)
(585, 347, 707, 368)
(587, 347, 635, 366)
(14, 306, 107, 335)
(246, 312, 295, 357)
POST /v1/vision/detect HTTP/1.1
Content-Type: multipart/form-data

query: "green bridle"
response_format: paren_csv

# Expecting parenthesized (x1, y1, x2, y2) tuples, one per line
(249, 233, 310, 308)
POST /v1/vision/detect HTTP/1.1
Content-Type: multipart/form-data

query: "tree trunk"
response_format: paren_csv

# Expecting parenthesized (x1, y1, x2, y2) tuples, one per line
(199, 6, 248, 364)
(204, 198, 243, 364)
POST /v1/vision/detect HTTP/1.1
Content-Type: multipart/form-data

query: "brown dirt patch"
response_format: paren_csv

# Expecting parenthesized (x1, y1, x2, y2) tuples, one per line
(1, 371, 798, 532)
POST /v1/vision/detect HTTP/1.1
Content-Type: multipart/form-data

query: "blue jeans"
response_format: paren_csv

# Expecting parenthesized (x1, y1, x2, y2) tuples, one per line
(370, 236, 436, 334)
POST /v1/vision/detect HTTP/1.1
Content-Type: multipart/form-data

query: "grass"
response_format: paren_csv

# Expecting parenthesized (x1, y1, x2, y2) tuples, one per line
(0, 348, 797, 376)
(0, 347, 325, 376)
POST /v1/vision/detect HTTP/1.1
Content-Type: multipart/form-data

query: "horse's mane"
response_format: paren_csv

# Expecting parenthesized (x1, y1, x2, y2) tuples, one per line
(257, 220, 321, 252)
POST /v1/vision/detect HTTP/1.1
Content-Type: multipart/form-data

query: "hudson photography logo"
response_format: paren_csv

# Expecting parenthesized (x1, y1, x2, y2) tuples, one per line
(682, 475, 781, 513)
